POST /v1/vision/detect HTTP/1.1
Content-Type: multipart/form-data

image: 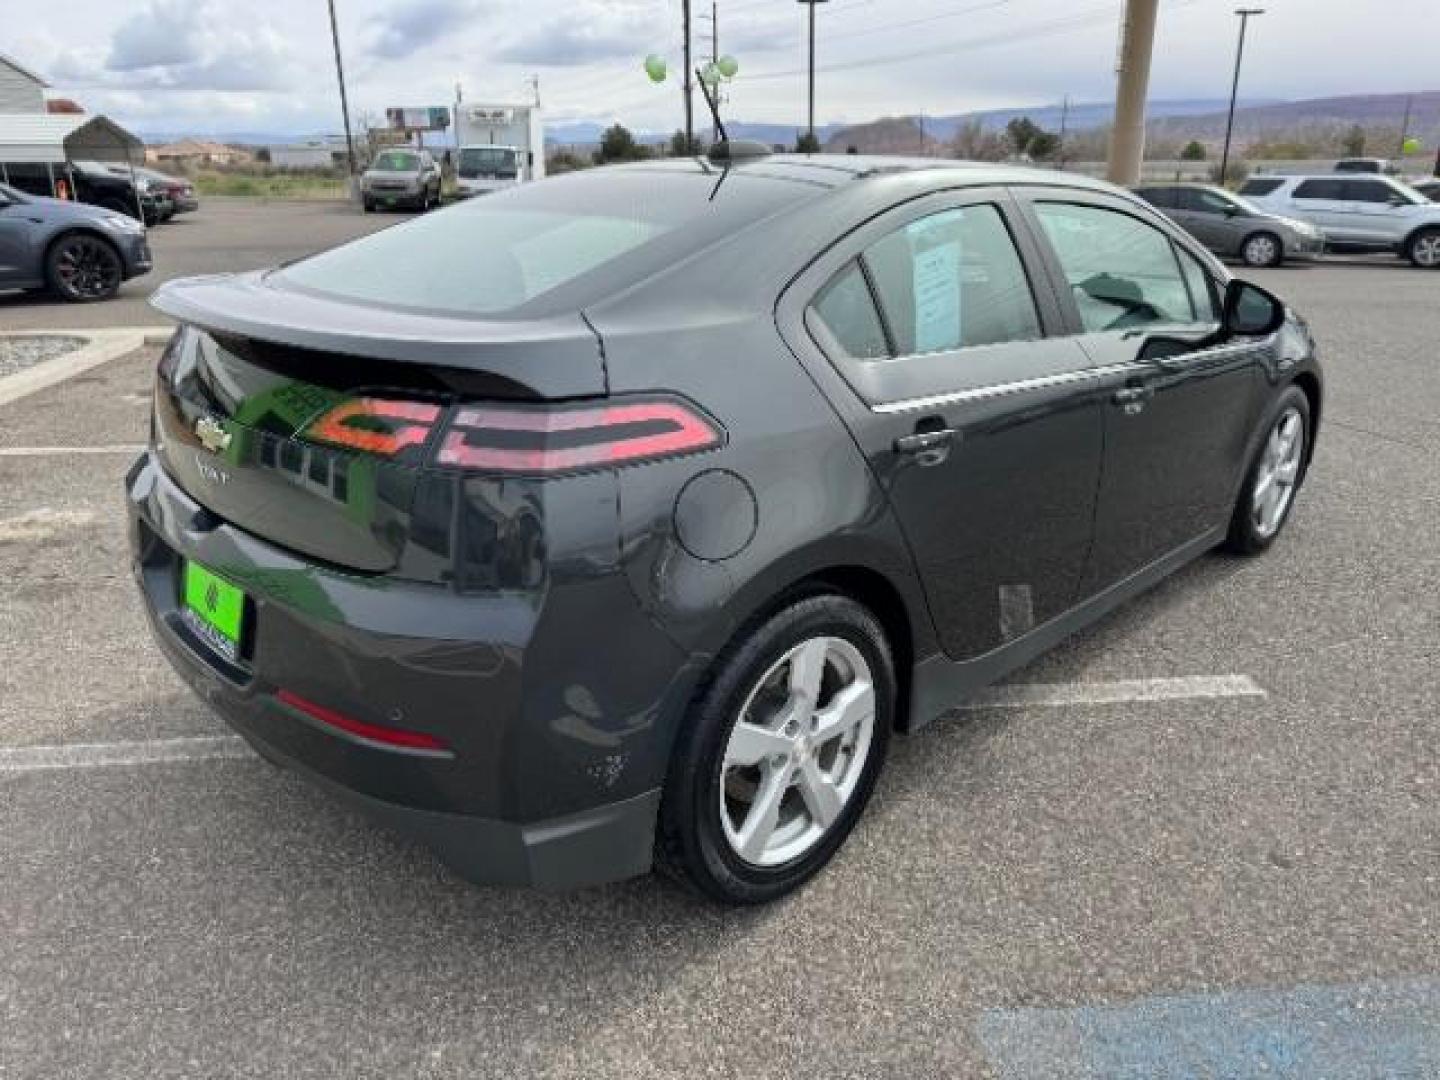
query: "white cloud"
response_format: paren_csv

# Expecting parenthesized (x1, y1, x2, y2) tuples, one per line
(366, 0, 489, 60)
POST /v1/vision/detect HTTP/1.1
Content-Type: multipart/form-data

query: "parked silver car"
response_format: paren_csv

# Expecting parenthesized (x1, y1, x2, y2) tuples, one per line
(1133, 183, 1325, 267)
(360, 148, 442, 212)
(1239, 174, 1440, 268)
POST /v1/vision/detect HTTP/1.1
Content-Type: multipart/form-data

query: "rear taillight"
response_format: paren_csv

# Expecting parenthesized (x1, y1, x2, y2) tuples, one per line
(276, 689, 451, 754)
(303, 398, 442, 457)
(298, 394, 722, 476)
(437, 399, 722, 474)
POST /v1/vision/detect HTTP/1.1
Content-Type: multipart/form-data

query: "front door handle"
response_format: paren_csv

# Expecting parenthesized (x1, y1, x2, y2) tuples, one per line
(895, 424, 957, 466)
(1113, 385, 1155, 415)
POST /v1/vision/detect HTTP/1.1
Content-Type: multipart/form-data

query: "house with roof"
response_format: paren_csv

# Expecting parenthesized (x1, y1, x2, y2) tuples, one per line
(0, 52, 49, 113)
(147, 139, 252, 167)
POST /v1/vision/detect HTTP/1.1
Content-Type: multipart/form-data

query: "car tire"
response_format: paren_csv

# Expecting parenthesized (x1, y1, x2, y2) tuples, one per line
(1240, 231, 1283, 268)
(1224, 386, 1312, 555)
(1405, 228, 1440, 269)
(362, 198, 375, 213)
(45, 232, 124, 303)
(655, 593, 894, 905)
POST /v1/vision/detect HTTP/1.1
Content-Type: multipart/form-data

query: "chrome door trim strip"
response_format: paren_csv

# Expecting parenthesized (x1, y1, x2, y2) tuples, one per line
(872, 363, 1137, 415)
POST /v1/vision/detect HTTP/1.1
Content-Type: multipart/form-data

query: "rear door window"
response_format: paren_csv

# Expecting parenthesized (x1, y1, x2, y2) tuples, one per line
(1240, 178, 1285, 197)
(861, 205, 1042, 356)
(1033, 202, 1198, 332)
(1293, 179, 1345, 200)
(1136, 187, 1177, 210)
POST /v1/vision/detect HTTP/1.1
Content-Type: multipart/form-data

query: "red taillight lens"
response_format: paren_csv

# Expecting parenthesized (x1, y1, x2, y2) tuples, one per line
(436, 398, 722, 474)
(276, 689, 451, 754)
(303, 398, 442, 457)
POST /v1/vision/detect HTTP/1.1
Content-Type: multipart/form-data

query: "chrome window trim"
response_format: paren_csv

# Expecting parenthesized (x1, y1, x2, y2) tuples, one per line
(872, 362, 1137, 415)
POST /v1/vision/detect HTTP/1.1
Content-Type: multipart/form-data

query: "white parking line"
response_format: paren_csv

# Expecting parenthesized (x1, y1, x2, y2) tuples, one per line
(0, 445, 146, 457)
(957, 675, 1266, 710)
(0, 736, 252, 774)
(0, 678, 1265, 774)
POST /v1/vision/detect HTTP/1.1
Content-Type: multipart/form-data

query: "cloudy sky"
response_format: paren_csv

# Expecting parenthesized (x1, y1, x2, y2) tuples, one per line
(9, 0, 1437, 138)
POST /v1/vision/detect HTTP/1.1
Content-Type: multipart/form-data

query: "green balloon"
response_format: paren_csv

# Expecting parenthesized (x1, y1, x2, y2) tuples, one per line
(1402, 137, 1422, 155)
(716, 55, 739, 79)
(644, 54, 667, 83)
(700, 61, 722, 88)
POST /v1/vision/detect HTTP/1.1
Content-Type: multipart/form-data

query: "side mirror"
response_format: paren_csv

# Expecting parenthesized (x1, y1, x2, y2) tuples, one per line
(1223, 280, 1286, 337)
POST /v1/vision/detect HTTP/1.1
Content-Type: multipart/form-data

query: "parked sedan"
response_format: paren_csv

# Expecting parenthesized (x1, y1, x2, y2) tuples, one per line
(0, 182, 152, 300)
(108, 165, 198, 213)
(1134, 183, 1325, 266)
(132, 155, 1321, 904)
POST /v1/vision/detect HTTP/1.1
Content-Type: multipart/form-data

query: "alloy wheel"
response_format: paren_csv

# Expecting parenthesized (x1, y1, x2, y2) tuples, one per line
(53, 237, 122, 300)
(1251, 406, 1305, 539)
(1412, 233, 1440, 268)
(719, 636, 876, 867)
(1244, 234, 1279, 267)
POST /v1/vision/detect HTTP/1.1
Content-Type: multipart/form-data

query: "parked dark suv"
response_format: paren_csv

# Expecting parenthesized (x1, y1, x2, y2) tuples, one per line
(129, 155, 1321, 904)
(3, 159, 167, 224)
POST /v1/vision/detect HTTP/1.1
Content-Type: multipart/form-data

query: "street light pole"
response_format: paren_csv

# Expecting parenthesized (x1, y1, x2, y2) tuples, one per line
(326, 0, 358, 183)
(1219, 8, 1264, 187)
(797, 0, 830, 148)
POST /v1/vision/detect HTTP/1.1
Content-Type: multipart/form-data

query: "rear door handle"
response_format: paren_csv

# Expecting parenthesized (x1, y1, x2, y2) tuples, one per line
(1113, 385, 1155, 415)
(894, 425, 957, 466)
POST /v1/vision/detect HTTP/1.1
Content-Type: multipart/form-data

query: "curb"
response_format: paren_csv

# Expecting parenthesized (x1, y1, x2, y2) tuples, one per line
(0, 329, 159, 409)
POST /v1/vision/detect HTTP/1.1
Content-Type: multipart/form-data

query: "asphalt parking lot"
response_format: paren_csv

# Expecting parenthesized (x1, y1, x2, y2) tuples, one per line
(2, 202, 1439, 1078)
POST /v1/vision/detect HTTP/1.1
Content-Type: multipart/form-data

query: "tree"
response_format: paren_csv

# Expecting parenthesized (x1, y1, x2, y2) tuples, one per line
(1027, 131, 1061, 161)
(547, 150, 591, 175)
(1005, 117, 1043, 157)
(1342, 124, 1367, 157)
(669, 130, 702, 157)
(1180, 140, 1207, 161)
(951, 117, 1008, 162)
(596, 123, 651, 164)
(795, 131, 822, 154)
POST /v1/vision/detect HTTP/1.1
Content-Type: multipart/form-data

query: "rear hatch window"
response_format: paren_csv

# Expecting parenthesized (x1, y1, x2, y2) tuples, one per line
(276, 166, 815, 319)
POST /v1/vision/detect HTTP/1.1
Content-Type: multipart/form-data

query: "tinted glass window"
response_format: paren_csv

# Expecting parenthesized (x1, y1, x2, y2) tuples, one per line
(1240, 177, 1285, 196)
(810, 262, 889, 360)
(1294, 178, 1345, 200)
(861, 205, 1041, 356)
(279, 169, 812, 317)
(1344, 179, 1402, 204)
(1035, 202, 1196, 333)
(1177, 248, 1219, 323)
(1186, 189, 1240, 215)
(1136, 187, 1177, 209)
(459, 147, 519, 178)
(373, 151, 420, 171)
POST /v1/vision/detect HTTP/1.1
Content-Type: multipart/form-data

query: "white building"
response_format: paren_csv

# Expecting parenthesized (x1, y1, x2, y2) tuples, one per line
(268, 138, 349, 169)
(0, 52, 49, 114)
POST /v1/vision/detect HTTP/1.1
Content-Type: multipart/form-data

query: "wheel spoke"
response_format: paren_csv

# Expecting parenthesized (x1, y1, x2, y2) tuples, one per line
(795, 758, 843, 829)
(1276, 457, 1301, 484)
(736, 765, 791, 862)
(788, 638, 829, 704)
(812, 680, 874, 747)
(725, 720, 793, 768)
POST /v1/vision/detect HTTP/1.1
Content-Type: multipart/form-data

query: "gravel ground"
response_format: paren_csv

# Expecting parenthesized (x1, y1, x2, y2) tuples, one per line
(0, 334, 87, 378)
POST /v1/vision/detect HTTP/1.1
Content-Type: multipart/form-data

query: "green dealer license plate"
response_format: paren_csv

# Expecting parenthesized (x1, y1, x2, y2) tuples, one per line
(182, 561, 246, 662)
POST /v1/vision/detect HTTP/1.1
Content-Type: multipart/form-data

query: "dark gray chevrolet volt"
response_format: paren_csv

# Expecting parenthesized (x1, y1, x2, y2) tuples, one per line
(128, 153, 1321, 904)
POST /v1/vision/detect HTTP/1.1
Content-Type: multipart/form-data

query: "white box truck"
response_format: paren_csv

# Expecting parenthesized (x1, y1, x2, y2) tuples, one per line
(452, 104, 545, 197)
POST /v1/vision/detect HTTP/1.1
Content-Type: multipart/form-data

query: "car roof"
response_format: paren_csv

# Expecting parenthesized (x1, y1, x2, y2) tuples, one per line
(607, 153, 1125, 196)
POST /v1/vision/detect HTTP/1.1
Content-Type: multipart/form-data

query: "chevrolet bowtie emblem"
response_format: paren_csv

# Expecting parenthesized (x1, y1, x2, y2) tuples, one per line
(195, 416, 232, 454)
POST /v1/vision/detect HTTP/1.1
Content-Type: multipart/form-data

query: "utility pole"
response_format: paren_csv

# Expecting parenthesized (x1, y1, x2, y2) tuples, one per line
(1059, 94, 1071, 170)
(1220, 8, 1264, 188)
(326, 0, 358, 184)
(797, 0, 830, 148)
(1107, 0, 1158, 186)
(1396, 94, 1414, 158)
(699, 2, 720, 143)
(682, 0, 694, 151)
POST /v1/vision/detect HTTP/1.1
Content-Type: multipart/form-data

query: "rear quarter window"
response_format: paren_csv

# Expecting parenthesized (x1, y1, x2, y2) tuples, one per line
(1240, 178, 1285, 197)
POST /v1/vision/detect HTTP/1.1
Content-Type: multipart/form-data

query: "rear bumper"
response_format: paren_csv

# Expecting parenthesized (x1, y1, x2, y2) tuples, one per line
(125, 452, 683, 889)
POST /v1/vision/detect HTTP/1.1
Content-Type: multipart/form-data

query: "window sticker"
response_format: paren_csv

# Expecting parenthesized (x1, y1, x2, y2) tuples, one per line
(909, 211, 964, 353)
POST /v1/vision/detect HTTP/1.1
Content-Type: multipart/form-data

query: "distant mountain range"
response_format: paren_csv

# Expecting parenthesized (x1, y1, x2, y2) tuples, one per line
(134, 92, 1437, 152)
